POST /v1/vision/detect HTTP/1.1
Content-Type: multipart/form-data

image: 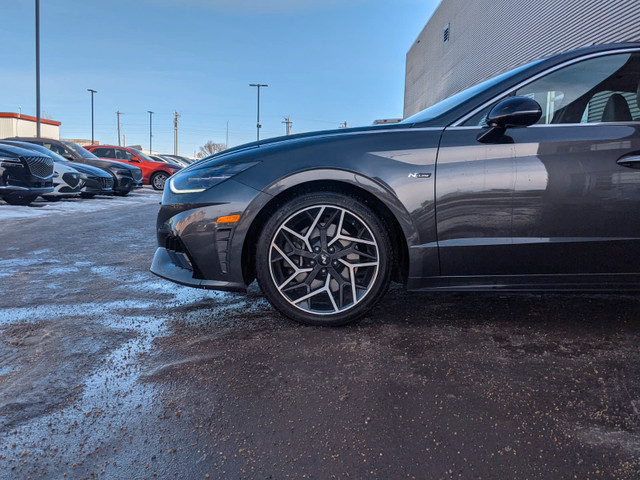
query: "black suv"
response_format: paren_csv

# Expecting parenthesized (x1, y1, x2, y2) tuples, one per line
(10, 138, 143, 195)
(0, 144, 54, 205)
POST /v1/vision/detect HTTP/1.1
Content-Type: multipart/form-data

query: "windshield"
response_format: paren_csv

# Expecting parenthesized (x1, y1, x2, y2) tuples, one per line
(64, 141, 101, 159)
(131, 148, 156, 162)
(402, 59, 543, 124)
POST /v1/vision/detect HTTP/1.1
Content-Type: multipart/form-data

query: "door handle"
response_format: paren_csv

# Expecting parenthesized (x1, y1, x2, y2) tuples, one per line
(617, 155, 640, 169)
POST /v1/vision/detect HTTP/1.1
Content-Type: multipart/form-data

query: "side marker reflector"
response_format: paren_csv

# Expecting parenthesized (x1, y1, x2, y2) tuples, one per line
(216, 214, 241, 224)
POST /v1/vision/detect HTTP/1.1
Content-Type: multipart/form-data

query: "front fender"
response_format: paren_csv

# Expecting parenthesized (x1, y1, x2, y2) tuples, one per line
(233, 168, 430, 284)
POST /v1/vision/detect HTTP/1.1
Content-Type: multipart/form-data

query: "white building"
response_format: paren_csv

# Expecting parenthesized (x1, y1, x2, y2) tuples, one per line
(0, 112, 61, 139)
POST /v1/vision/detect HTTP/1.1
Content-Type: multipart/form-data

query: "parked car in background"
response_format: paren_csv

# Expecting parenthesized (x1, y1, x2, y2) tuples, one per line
(163, 154, 194, 165)
(0, 144, 53, 205)
(0, 140, 114, 198)
(42, 161, 83, 201)
(152, 42, 640, 326)
(10, 138, 142, 196)
(151, 154, 188, 168)
(85, 145, 181, 190)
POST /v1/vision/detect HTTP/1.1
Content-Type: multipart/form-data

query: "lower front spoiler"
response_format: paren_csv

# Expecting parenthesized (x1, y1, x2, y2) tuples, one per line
(150, 247, 247, 293)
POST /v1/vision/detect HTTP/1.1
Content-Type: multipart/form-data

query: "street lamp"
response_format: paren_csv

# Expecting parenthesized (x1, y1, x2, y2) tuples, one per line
(35, 0, 41, 138)
(148, 110, 154, 153)
(249, 83, 268, 141)
(87, 89, 97, 144)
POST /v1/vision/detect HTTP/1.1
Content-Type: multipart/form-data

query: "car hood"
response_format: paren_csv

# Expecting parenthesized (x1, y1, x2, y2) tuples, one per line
(66, 161, 112, 178)
(188, 124, 401, 170)
(0, 144, 47, 159)
(82, 157, 140, 173)
(53, 161, 81, 175)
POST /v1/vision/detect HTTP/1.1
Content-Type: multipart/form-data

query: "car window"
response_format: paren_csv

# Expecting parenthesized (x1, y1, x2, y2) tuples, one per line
(584, 90, 640, 122)
(114, 149, 131, 160)
(131, 148, 155, 162)
(64, 142, 101, 159)
(44, 142, 68, 156)
(463, 52, 640, 126)
(100, 148, 117, 158)
(402, 60, 544, 125)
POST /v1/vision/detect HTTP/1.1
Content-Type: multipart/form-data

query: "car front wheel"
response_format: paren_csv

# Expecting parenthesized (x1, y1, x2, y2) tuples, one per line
(256, 192, 392, 326)
(151, 172, 169, 190)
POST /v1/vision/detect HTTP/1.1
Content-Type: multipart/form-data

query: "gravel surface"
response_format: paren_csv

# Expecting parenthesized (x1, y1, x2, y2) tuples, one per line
(0, 190, 639, 479)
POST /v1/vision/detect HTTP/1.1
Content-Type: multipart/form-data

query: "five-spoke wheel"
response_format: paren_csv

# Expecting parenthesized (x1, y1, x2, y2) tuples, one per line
(151, 172, 169, 191)
(256, 192, 392, 325)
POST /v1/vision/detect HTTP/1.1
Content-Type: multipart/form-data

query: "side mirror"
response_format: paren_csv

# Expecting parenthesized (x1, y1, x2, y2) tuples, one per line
(62, 154, 74, 161)
(130, 157, 141, 163)
(478, 96, 542, 143)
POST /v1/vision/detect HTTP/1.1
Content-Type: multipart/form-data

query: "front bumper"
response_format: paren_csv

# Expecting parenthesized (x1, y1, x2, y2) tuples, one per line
(0, 185, 53, 195)
(151, 247, 246, 292)
(113, 174, 142, 193)
(81, 175, 115, 194)
(150, 179, 269, 292)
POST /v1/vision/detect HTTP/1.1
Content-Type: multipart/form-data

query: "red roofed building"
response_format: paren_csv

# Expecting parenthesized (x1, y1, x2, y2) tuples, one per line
(0, 112, 61, 140)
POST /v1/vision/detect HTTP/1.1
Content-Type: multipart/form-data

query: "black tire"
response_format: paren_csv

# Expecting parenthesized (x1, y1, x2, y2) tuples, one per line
(41, 195, 60, 202)
(80, 193, 96, 199)
(114, 191, 130, 196)
(151, 172, 169, 191)
(256, 192, 393, 326)
(4, 193, 38, 206)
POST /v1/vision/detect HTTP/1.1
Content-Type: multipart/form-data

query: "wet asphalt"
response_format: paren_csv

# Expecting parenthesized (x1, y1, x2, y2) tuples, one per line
(0, 190, 640, 479)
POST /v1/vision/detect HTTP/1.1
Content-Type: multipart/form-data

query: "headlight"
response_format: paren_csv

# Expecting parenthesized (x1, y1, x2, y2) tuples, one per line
(169, 162, 259, 194)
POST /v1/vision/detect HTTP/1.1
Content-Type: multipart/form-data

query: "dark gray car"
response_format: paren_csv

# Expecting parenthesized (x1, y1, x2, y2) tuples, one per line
(152, 42, 640, 325)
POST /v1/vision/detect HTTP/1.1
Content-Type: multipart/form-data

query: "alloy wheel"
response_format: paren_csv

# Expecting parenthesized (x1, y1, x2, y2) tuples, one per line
(152, 173, 168, 190)
(268, 205, 380, 315)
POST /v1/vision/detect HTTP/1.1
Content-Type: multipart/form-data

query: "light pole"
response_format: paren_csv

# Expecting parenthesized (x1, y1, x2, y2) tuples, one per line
(249, 83, 268, 141)
(147, 110, 154, 153)
(87, 89, 97, 144)
(35, 0, 41, 138)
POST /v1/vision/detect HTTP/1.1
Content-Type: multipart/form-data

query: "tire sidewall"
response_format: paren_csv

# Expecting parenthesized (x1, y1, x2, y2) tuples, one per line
(256, 192, 392, 326)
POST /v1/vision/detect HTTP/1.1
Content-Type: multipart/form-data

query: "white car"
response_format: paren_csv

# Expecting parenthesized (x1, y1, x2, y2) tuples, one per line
(41, 161, 85, 201)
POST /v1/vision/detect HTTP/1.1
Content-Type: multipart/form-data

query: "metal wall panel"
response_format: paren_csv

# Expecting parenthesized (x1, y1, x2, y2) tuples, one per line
(0, 118, 17, 140)
(404, 0, 640, 117)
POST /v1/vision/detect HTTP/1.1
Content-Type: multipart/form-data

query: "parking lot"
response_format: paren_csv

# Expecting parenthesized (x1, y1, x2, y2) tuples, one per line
(1, 190, 639, 479)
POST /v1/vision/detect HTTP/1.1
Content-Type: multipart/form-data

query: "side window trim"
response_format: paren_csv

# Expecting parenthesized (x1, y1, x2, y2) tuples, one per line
(452, 48, 640, 127)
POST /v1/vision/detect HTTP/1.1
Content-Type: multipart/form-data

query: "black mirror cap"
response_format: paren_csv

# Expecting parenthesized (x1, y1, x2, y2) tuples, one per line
(486, 96, 542, 129)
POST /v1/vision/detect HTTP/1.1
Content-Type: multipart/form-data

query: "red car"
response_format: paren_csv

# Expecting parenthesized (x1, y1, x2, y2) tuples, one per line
(84, 145, 181, 190)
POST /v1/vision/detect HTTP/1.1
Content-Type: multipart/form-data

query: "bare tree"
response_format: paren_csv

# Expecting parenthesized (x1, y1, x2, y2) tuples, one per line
(197, 141, 227, 158)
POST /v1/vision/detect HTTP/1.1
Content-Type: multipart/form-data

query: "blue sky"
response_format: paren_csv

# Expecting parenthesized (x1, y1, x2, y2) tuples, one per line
(1, 0, 440, 156)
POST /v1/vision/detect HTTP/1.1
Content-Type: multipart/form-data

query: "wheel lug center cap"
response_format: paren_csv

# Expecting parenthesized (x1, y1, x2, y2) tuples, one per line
(317, 252, 331, 266)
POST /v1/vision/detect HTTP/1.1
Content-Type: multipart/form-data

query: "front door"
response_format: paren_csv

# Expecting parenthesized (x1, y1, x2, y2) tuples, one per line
(437, 50, 640, 281)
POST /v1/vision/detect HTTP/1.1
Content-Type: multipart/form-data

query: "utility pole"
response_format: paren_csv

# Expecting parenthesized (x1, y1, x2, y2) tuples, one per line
(249, 83, 268, 141)
(173, 111, 180, 155)
(226, 120, 229, 148)
(147, 110, 154, 153)
(87, 89, 97, 144)
(35, 0, 41, 138)
(123, 134, 126, 147)
(116, 111, 122, 146)
(282, 116, 292, 136)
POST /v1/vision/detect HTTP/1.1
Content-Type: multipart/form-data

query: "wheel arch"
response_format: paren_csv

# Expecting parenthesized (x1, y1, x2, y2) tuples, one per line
(240, 170, 416, 287)
(151, 169, 172, 177)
